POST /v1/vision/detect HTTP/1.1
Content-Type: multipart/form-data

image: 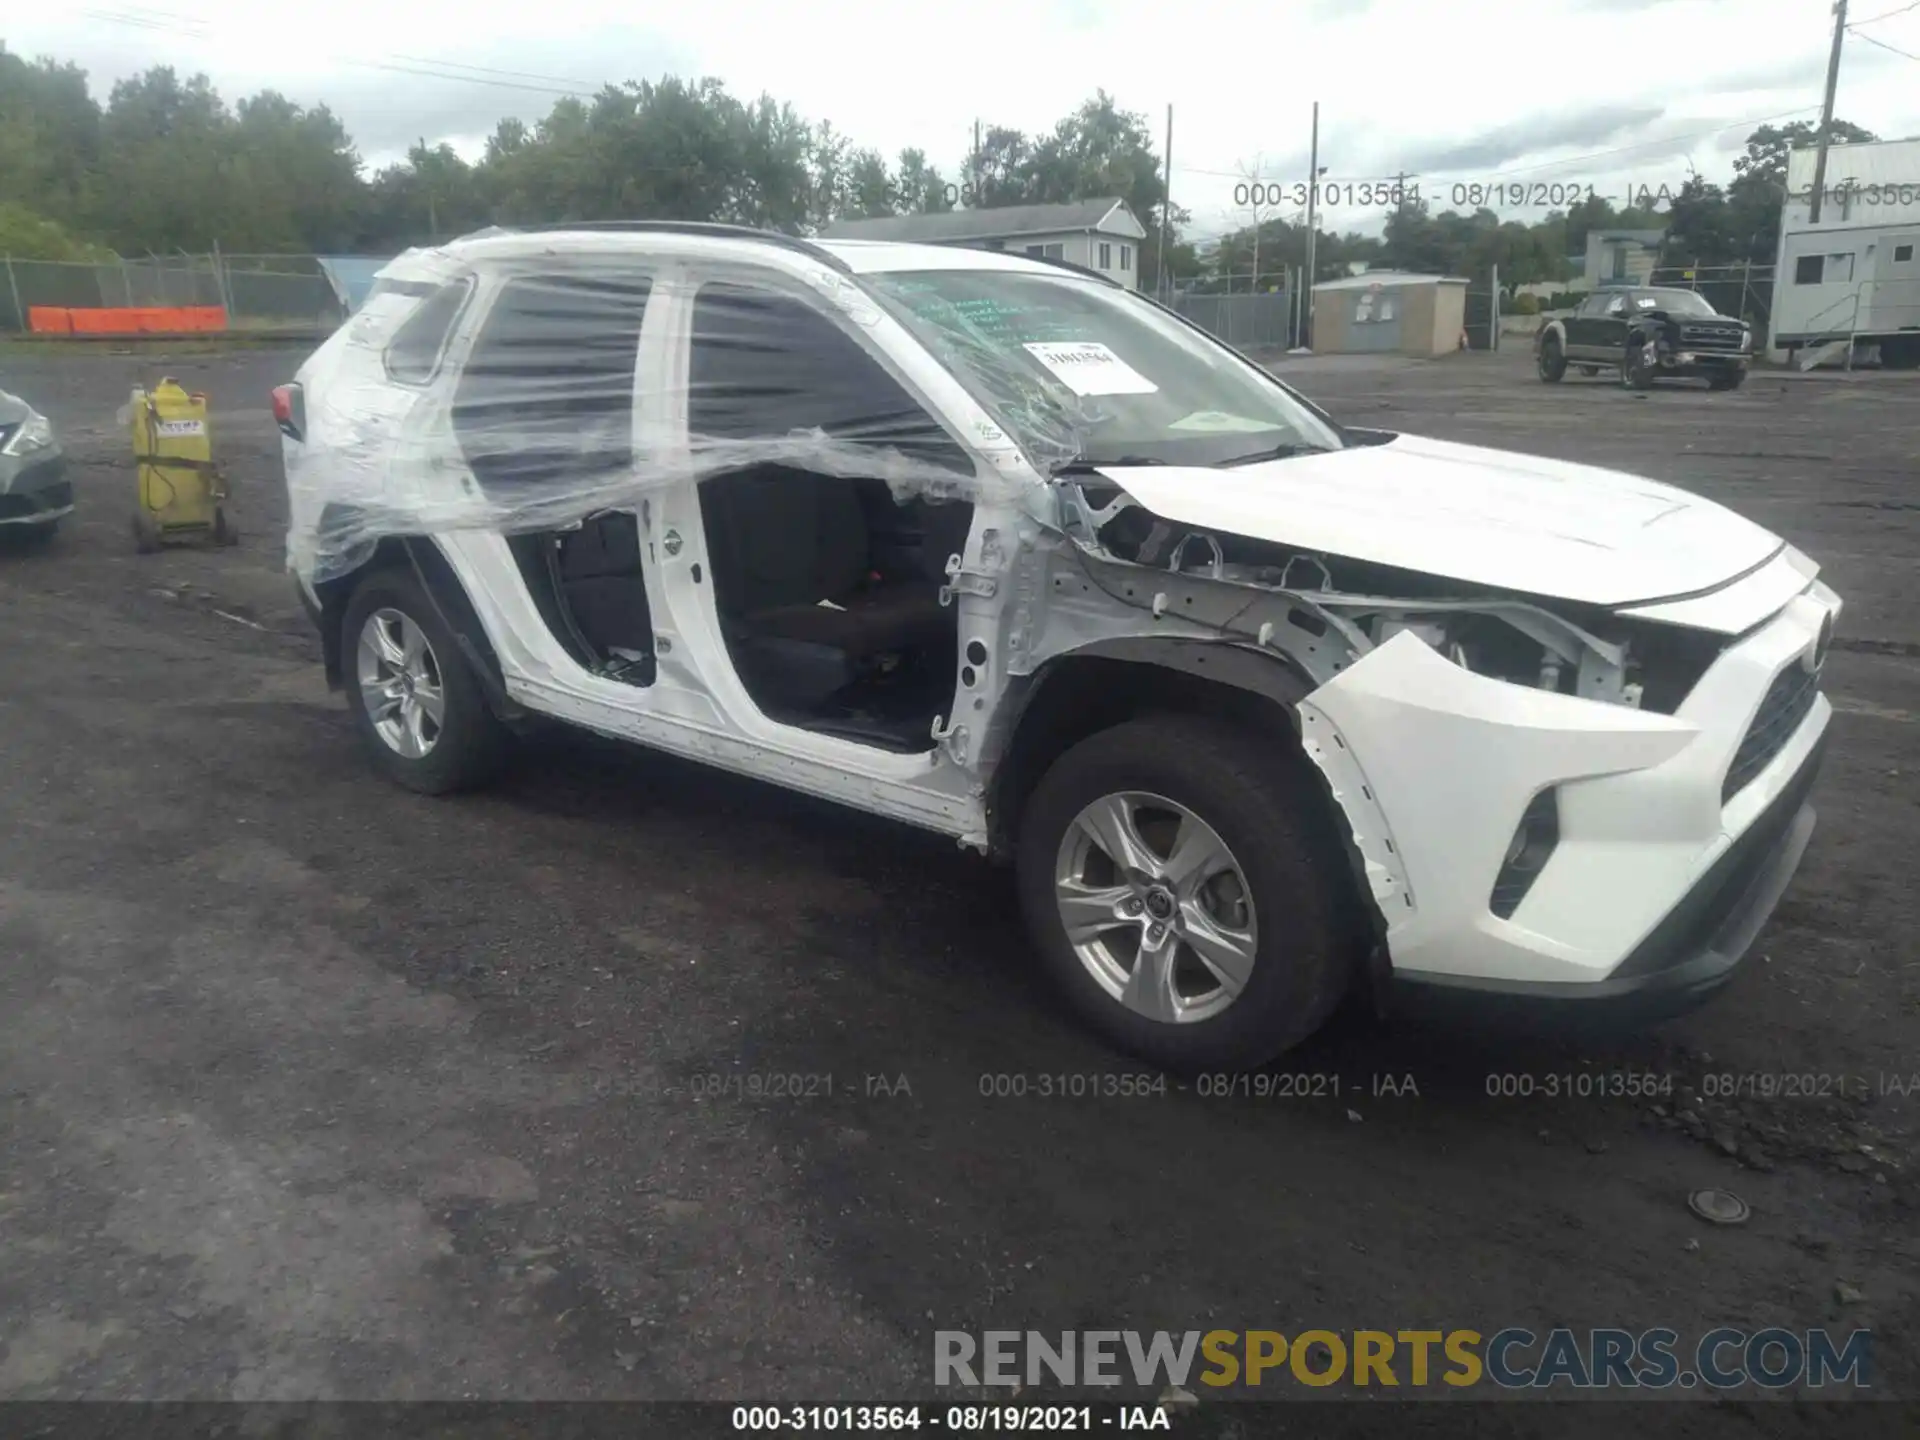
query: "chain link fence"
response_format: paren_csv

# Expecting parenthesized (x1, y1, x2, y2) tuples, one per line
(0, 253, 346, 334)
(1647, 263, 1774, 339)
(1154, 289, 1297, 350)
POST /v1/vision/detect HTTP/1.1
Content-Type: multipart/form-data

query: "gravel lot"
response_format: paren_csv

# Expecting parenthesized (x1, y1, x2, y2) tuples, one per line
(1, 341, 1916, 1424)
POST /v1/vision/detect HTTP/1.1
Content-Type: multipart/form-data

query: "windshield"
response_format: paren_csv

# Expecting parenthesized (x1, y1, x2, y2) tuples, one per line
(1637, 290, 1720, 317)
(862, 267, 1344, 472)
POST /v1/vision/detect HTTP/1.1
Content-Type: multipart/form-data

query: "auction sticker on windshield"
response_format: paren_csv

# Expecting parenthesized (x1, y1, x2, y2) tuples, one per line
(1022, 341, 1159, 396)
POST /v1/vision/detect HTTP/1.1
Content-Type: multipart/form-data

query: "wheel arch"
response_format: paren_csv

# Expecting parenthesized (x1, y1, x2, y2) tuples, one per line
(984, 640, 1387, 983)
(313, 507, 525, 726)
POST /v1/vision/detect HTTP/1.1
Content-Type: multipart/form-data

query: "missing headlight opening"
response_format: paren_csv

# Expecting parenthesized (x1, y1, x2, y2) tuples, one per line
(1068, 476, 1704, 710)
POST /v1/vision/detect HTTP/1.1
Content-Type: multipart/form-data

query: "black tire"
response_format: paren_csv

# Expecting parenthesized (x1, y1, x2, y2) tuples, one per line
(341, 565, 510, 794)
(0, 522, 57, 553)
(1620, 337, 1656, 391)
(1537, 334, 1566, 382)
(1707, 368, 1746, 392)
(1015, 715, 1354, 1072)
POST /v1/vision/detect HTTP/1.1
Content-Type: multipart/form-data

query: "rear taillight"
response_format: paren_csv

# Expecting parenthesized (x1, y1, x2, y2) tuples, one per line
(271, 383, 305, 441)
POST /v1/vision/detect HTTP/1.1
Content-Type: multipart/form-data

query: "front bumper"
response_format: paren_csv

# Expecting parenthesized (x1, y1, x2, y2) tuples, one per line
(1666, 351, 1749, 372)
(0, 450, 71, 526)
(1392, 731, 1823, 1027)
(1297, 581, 1839, 1023)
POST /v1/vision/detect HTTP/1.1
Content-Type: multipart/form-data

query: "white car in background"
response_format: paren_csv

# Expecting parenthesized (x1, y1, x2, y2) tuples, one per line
(274, 223, 1839, 1070)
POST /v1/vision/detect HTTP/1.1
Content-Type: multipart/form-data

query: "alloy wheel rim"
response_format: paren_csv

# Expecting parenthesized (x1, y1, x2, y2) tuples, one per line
(356, 608, 445, 759)
(1053, 791, 1258, 1024)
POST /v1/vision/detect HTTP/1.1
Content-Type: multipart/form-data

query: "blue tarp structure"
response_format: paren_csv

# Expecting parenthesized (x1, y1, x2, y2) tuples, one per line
(316, 256, 393, 314)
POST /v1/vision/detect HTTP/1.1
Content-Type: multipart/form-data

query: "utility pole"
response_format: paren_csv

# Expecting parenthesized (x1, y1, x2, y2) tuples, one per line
(1303, 102, 1320, 348)
(1808, 0, 1848, 225)
(972, 119, 981, 208)
(1159, 104, 1174, 296)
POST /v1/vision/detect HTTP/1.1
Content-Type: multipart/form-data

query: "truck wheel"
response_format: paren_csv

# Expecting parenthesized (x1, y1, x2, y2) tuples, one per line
(342, 566, 509, 794)
(1708, 369, 1746, 392)
(1620, 339, 1656, 391)
(1537, 334, 1566, 382)
(1015, 715, 1353, 1072)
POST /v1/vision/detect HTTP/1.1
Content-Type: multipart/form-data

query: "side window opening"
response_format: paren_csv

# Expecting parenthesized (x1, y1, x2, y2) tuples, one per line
(384, 279, 472, 385)
(1794, 255, 1825, 285)
(453, 270, 651, 495)
(451, 269, 656, 686)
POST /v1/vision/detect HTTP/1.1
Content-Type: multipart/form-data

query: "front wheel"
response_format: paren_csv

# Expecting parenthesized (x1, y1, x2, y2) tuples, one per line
(1621, 339, 1656, 391)
(1015, 715, 1354, 1072)
(1708, 368, 1747, 392)
(342, 566, 510, 794)
(1537, 334, 1566, 382)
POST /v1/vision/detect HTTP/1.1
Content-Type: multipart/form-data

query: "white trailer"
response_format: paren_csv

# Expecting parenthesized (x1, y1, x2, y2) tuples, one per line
(1769, 136, 1920, 367)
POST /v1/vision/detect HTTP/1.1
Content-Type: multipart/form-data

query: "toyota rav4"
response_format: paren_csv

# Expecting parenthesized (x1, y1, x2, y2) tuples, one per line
(276, 222, 1838, 1071)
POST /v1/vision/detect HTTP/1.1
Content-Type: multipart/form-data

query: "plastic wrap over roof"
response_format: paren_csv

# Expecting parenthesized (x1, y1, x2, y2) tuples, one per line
(286, 234, 1341, 584)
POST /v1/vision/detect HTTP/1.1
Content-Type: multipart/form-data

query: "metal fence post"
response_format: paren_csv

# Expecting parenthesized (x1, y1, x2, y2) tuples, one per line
(1491, 264, 1500, 352)
(211, 241, 232, 317)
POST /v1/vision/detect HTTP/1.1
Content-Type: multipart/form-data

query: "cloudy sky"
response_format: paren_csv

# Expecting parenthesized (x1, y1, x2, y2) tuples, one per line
(10, 0, 1920, 240)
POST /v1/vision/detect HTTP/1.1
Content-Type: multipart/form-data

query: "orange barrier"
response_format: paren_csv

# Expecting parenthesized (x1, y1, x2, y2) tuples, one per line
(27, 305, 228, 336)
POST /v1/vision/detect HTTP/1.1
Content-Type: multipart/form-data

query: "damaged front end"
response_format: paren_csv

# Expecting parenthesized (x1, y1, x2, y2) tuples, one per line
(1045, 471, 1718, 709)
(1001, 470, 1734, 971)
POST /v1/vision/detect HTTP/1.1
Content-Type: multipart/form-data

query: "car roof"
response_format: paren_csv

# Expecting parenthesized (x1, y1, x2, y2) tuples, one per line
(381, 226, 1096, 285)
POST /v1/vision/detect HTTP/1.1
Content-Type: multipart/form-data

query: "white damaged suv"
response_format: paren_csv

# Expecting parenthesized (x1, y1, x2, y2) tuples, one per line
(276, 222, 1840, 1070)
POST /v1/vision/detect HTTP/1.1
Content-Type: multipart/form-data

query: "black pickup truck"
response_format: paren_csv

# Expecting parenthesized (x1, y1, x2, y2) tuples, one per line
(1535, 287, 1753, 391)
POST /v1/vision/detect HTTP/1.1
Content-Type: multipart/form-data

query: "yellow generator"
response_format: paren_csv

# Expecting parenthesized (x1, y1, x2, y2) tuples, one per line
(130, 378, 239, 552)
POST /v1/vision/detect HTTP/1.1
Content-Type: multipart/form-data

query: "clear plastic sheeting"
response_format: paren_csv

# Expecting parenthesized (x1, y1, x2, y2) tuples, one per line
(285, 248, 1032, 585)
(284, 235, 1348, 586)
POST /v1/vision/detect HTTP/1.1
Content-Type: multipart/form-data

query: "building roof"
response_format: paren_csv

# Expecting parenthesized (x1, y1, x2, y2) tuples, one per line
(820, 199, 1144, 244)
(1590, 229, 1666, 244)
(1786, 134, 1920, 189)
(1312, 270, 1468, 291)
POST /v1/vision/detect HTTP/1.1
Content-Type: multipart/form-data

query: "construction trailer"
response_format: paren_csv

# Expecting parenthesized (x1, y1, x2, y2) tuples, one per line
(1769, 135, 1920, 368)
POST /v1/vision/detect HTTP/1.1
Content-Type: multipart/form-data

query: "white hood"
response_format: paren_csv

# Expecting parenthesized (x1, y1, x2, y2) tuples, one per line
(1095, 432, 1784, 609)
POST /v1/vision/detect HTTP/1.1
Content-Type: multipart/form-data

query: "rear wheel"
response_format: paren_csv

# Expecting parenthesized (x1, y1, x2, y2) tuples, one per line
(1537, 334, 1566, 382)
(342, 566, 510, 794)
(1015, 715, 1353, 1072)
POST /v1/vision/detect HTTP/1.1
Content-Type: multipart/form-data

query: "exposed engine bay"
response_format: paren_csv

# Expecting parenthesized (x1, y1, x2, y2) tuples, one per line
(1055, 478, 1728, 716)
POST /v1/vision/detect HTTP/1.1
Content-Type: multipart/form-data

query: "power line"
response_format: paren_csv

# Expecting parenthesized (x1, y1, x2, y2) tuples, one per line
(1849, 0, 1920, 27)
(81, 6, 603, 97)
(1852, 29, 1920, 61)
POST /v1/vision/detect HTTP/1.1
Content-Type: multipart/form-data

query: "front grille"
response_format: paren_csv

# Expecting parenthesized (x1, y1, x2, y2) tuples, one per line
(1723, 663, 1821, 802)
(1681, 322, 1746, 354)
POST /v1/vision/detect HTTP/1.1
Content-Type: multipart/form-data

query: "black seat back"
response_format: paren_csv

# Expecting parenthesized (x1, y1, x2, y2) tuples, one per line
(702, 466, 870, 618)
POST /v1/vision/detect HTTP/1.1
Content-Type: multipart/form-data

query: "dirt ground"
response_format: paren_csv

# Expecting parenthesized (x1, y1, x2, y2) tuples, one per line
(0, 341, 1916, 1427)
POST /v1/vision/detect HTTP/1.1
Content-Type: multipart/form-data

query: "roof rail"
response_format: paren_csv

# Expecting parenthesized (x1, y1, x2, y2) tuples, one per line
(1017, 251, 1125, 289)
(487, 220, 854, 274)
